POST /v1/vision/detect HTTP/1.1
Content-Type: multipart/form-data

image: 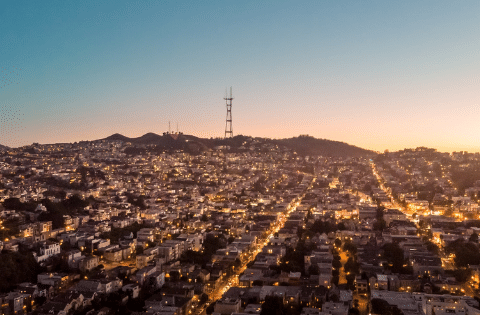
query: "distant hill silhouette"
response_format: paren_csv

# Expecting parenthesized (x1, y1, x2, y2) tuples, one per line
(0, 144, 9, 151)
(104, 133, 130, 142)
(100, 133, 376, 157)
(275, 135, 375, 157)
(102, 132, 208, 154)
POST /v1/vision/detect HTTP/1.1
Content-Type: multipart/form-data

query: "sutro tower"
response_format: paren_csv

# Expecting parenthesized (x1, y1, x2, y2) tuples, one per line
(224, 87, 233, 138)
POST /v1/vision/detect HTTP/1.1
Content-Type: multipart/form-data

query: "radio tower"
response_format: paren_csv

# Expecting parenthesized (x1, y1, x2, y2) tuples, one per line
(224, 87, 233, 138)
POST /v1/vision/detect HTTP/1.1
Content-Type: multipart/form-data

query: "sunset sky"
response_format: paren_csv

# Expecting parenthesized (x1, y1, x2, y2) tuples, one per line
(1, 1, 479, 152)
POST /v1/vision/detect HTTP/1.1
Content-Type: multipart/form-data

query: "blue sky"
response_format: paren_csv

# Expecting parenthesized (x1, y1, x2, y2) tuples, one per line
(1, 1, 479, 151)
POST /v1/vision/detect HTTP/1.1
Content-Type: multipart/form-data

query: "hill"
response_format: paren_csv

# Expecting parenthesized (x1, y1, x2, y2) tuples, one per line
(0, 144, 9, 151)
(102, 132, 208, 154)
(101, 133, 375, 157)
(275, 135, 375, 157)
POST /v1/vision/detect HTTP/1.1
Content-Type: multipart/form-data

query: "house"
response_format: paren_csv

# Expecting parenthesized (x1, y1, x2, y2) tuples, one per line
(74, 280, 102, 293)
(78, 255, 100, 273)
(146, 271, 165, 289)
(136, 265, 157, 286)
(137, 228, 155, 243)
(214, 297, 241, 315)
(355, 277, 368, 294)
(136, 253, 155, 269)
(99, 278, 123, 294)
(0, 291, 33, 315)
(321, 301, 349, 315)
(103, 248, 123, 262)
(239, 269, 263, 287)
(35, 240, 61, 262)
(144, 293, 192, 315)
(35, 301, 69, 315)
(37, 273, 70, 291)
(122, 284, 140, 299)
(411, 254, 443, 276)
(188, 269, 210, 283)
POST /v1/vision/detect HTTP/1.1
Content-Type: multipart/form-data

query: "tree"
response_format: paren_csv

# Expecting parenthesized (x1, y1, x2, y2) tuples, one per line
(329, 293, 339, 302)
(126, 193, 147, 210)
(261, 296, 286, 315)
(308, 264, 320, 275)
(452, 268, 472, 283)
(425, 241, 439, 255)
(346, 273, 356, 290)
(382, 243, 405, 273)
(206, 302, 216, 314)
(470, 233, 479, 243)
(373, 207, 387, 231)
(169, 270, 180, 281)
(332, 259, 342, 270)
(370, 298, 403, 315)
(0, 252, 41, 292)
(343, 241, 357, 255)
(2, 198, 37, 212)
(310, 219, 336, 234)
(353, 299, 359, 309)
(37, 199, 67, 229)
(348, 308, 360, 315)
(371, 299, 390, 315)
(63, 194, 88, 210)
(373, 218, 387, 231)
(445, 240, 480, 267)
(337, 222, 347, 231)
(334, 238, 342, 248)
(344, 257, 359, 275)
(199, 293, 209, 305)
(331, 275, 339, 286)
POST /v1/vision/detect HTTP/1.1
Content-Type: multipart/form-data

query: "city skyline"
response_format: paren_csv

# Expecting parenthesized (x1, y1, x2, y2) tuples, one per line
(1, 1, 479, 152)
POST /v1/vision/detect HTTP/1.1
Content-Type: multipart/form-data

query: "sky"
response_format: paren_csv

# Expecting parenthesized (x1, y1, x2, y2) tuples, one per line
(1, 1, 479, 152)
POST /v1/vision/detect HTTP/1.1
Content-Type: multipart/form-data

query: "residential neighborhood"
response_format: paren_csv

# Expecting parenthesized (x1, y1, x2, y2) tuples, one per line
(1, 141, 480, 315)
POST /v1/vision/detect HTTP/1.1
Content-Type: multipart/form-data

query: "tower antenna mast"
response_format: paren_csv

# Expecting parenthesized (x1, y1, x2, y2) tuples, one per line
(224, 87, 233, 138)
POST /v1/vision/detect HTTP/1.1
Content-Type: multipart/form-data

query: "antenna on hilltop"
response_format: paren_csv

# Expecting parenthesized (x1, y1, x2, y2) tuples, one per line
(224, 86, 233, 138)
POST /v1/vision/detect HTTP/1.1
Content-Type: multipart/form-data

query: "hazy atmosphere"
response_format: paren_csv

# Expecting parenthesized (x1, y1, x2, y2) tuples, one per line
(1, 1, 479, 152)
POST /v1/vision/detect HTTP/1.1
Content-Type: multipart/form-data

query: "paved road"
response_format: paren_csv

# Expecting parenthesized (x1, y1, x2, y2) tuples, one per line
(193, 179, 314, 314)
